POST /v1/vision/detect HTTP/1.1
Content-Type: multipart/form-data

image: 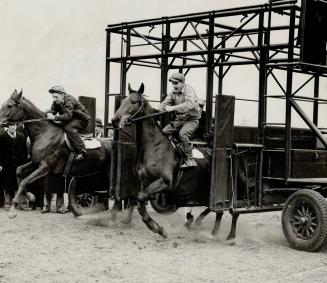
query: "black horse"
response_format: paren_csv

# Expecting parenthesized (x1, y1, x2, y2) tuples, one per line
(112, 83, 239, 239)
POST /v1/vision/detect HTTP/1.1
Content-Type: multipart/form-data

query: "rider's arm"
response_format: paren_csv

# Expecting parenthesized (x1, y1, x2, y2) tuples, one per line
(158, 93, 174, 112)
(53, 101, 74, 122)
(170, 85, 197, 113)
(46, 102, 58, 114)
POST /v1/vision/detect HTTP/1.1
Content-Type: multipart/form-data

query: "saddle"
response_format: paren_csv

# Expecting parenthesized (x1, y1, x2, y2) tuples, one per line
(64, 133, 101, 152)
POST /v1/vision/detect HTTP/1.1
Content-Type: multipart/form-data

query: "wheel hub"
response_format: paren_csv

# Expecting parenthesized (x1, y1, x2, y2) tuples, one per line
(291, 200, 318, 240)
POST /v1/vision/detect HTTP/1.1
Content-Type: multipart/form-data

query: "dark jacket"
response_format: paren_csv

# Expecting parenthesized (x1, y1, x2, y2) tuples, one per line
(49, 94, 90, 123)
(0, 130, 28, 191)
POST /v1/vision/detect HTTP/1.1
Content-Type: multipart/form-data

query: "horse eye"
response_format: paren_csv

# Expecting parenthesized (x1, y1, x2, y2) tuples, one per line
(7, 105, 12, 108)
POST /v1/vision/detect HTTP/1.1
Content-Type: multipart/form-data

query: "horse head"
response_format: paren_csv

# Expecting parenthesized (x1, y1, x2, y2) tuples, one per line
(0, 89, 25, 126)
(111, 83, 145, 129)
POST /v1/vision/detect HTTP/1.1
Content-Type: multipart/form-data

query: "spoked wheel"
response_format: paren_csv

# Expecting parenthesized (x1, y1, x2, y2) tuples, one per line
(282, 189, 327, 252)
(150, 192, 176, 214)
(75, 193, 95, 208)
(68, 177, 105, 217)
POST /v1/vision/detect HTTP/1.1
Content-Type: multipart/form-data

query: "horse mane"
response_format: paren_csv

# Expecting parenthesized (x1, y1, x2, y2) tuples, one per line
(20, 96, 62, 141)
(21, 97, 47, 119)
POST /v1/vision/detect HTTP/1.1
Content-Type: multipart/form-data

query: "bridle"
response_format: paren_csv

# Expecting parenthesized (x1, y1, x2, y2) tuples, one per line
(2, 99, 48, 126)
(126, 92, 145, 125)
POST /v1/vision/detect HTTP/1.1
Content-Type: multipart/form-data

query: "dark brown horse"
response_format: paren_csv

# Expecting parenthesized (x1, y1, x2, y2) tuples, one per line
(0, 90, 112, 218)
(112, 83, 238, 239)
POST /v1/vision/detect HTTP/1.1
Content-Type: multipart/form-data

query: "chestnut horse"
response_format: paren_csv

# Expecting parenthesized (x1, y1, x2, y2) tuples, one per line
(112, 83, 238, 239)
(0, 90, 112, 218)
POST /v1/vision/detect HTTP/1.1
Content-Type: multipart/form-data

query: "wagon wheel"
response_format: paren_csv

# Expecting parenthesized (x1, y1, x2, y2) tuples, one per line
(150, 192, 176, 215)
(282, 189, 327, 252)
(68, 177, 105, 217)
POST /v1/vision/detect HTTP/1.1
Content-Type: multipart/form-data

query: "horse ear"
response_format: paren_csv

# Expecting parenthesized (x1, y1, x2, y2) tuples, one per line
(128, 83, 133, 94)
(11, 89, 18, 97)
(11, 88, 22, 103)
(139, 83, 144, 95)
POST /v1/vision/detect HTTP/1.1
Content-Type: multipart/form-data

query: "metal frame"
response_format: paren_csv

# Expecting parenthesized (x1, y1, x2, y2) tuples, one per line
(104, 1, 327, 203)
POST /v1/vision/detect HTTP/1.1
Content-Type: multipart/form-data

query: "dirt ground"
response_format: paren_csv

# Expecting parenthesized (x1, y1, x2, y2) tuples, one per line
(1, 200, 327, 283)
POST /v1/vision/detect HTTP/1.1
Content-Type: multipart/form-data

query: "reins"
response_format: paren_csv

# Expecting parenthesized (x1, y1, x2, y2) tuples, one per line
(6, 117, 48, 126)
(127, 110, 167, 124)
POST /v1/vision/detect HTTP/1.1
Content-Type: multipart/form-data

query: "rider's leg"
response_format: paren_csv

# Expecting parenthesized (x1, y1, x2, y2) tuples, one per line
(179, 120, 199, 168)
(64, 119, 88, 159)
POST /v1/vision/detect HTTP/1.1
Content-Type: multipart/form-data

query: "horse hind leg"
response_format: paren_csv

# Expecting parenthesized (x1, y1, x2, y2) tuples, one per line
(211, 211, 223, 237)
(184, 207, 194, 229)
(194, 207, 211, 226)
(138, 200, 168, 238)
(226, 213, 240, 241)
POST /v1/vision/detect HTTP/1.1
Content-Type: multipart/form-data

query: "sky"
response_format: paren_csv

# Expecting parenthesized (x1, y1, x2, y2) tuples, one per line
(1, 0, 326, 127)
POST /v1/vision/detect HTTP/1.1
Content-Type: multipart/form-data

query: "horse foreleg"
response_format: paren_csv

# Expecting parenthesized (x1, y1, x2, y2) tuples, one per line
(16, 162, 37, 204)
(9, 164, 49, 218)
(137, 200, 168, 238)
(16, 162, 36, 185)
(211, 211, 223, 237)
(226, 213, 240, 241)
(194, 207, 211, 226)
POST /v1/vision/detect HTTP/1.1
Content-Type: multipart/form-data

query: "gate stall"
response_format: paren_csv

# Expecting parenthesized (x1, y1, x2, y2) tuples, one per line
(104, 0, 327, 251)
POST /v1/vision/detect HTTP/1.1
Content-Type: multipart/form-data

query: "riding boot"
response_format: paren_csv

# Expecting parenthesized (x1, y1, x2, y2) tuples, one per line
(41, 193, 52, 213)
(180, 142, 197, 168)
(56, 193, 66, 214)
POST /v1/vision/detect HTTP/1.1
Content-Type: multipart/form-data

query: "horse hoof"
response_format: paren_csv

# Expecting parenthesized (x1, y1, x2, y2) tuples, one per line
(121, 218, 132, 225)
(26, 192, 36, 203)
(184, 219, 193, 229)
(160, 230, 168, 239)
(226, 236, 236, 245)
(8, 210, 17, 219)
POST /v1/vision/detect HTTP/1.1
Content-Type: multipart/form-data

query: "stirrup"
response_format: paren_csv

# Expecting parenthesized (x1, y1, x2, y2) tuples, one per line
(180, 158, 197, 168)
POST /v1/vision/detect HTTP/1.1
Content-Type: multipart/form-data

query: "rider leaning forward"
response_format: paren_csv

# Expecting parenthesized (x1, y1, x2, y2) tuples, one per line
(159, 73, 201, 168)
(46, 86, 90, 161)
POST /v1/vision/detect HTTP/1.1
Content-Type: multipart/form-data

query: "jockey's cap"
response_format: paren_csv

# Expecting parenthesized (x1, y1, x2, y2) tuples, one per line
(96, 118, 103, 127)
(169, 73, 185, 83)
(49, 85, 67, 95)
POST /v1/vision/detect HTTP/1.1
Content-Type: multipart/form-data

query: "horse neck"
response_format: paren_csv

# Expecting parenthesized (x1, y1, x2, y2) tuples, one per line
(20, 98, 57, 142)
(135, 103, 174, 161)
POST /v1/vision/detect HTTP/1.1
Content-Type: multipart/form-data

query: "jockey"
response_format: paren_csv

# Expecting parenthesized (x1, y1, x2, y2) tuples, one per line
(46, 86, 90, 160)
(159, 73, 200, 168)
